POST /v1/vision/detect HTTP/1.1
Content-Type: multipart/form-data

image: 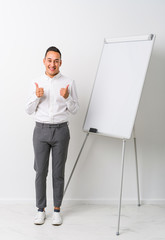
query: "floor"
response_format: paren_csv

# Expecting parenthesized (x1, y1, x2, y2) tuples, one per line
(0, 202, 165, 240)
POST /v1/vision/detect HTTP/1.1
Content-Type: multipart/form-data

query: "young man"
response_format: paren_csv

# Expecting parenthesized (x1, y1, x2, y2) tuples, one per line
(26, 46, 79, 225)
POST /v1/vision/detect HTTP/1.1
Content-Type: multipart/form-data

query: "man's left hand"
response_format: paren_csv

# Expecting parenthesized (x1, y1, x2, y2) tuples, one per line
(60, 84, 69, 99)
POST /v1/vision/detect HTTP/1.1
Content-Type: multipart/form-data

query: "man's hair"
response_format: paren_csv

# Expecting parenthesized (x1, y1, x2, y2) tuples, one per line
(45, 46, 61, 59)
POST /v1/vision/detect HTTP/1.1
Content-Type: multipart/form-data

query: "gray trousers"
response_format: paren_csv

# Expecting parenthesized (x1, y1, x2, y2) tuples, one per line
(33, 122, 70, 208)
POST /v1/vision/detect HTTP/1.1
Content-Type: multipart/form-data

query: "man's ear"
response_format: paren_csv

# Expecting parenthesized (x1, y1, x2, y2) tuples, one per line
(60, 60, 62, 66)
(43, 58, 45, 65)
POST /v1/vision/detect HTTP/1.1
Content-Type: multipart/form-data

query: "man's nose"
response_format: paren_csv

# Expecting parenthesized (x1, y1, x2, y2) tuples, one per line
(50, 62, 55, 67)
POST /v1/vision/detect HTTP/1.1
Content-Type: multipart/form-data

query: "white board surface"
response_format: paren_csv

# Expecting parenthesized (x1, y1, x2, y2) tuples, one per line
(83, 35, 155, 139)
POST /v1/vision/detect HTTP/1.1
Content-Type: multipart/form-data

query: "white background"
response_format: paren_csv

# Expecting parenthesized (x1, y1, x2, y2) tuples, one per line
(0, 0, 165, 204)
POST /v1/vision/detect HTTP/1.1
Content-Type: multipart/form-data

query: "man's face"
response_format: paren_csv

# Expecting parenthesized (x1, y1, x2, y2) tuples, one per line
(43, 51, 62, 78)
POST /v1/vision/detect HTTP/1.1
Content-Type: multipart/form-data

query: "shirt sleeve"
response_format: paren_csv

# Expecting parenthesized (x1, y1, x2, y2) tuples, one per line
(65, 80, 79, 114)
(25, 81, 41, 115)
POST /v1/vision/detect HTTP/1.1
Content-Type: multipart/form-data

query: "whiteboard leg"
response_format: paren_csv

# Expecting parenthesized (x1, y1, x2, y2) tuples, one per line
(64, 133, 89, 196)
(133, 137, 141, 206)
(116, 139, 126, 236)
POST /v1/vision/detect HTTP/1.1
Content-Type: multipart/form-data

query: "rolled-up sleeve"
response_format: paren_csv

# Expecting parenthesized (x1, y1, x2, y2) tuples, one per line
(65, 80, 79, 114)
(25, 82, 40, 115)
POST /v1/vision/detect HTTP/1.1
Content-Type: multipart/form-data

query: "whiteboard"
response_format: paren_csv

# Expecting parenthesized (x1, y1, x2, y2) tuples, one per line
(83, 34, 155, 139)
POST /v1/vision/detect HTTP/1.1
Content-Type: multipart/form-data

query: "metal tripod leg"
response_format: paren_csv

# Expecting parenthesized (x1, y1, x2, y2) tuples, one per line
(116, 139, 126, 236)
(133, 137, 141, 206)
(64, 132, 89, 196)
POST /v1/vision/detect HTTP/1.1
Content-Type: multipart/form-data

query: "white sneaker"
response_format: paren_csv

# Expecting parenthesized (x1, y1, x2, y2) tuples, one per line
(52, 212, 63, 226)
(34, 211, 46, 225)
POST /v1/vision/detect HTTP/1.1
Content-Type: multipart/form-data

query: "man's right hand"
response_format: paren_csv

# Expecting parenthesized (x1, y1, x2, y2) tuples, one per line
(35, 82, 44, 98)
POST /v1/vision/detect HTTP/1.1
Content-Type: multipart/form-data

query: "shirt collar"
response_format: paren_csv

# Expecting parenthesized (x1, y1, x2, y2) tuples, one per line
(44, 71, 62, 80)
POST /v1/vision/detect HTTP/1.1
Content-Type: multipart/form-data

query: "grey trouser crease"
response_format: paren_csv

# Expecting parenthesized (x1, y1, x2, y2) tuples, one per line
(33, 122, 70, 208)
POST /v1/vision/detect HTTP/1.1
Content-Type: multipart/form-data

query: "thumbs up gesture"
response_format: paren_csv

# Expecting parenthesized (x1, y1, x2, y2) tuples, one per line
(60, 84, 69, 99)
(35, 82, 44, 98)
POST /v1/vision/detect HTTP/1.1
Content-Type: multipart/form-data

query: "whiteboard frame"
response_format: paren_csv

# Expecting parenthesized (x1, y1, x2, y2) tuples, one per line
(83, 34, 156, 139)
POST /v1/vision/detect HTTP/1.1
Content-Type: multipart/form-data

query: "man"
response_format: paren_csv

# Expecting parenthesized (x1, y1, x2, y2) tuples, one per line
(26, 46, 79, 225)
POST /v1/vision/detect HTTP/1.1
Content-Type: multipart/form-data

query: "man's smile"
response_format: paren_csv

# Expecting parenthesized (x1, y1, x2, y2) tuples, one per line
(49, 67, 56, 71)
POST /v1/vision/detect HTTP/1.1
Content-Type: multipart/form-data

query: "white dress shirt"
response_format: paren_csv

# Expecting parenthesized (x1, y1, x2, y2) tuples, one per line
(26, 72, 79, 123)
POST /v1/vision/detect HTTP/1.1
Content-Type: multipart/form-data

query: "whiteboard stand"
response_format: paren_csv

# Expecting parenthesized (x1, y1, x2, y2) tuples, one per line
(64, 129, 141, 236)
(116, 138, 126, 235)
(116, 131, 141, 235)
(133, 131, 141, 207)
(64, 34, 155, 235)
